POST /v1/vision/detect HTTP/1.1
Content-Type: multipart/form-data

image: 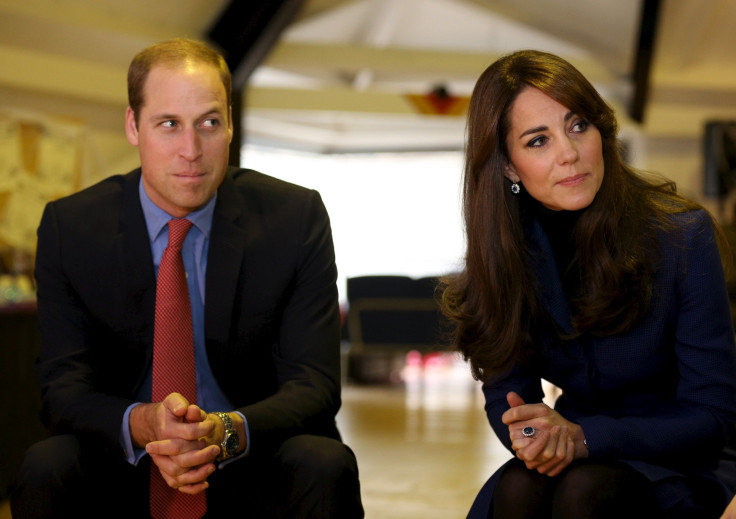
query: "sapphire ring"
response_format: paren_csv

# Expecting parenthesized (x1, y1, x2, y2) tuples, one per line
(522, 426, 536, 438)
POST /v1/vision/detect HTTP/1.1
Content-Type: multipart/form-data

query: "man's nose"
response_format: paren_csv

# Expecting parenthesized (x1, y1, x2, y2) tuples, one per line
(180, 127, 202, 162)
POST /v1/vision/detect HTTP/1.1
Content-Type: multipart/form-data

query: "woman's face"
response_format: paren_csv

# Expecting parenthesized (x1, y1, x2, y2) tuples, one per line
(504, 87, 604, 211)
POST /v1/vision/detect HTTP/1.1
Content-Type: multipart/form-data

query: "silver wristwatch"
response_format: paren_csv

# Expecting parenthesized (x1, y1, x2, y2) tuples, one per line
(213, 411, 239, 460)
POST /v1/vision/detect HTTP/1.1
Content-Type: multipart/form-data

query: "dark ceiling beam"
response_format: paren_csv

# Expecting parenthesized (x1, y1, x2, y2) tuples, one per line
(628, 0, 661, 123)
(207, 0, 305, 165)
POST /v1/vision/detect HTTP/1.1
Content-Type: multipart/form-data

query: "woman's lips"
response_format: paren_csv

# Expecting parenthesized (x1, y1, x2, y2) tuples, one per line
(557, 173, 587, 186)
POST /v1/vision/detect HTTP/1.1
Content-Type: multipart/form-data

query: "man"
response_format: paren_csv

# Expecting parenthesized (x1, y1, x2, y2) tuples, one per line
(11, 38, 363, 518)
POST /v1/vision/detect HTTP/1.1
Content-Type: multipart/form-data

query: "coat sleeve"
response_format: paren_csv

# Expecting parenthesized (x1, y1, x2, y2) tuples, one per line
(34, 200, 137, 448)
(482, 210, 736, 466)
(234, 189, 343, 452)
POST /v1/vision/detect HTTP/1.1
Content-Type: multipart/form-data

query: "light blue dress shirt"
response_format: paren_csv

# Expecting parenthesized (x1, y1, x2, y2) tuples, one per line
(120, 179, 249, 465)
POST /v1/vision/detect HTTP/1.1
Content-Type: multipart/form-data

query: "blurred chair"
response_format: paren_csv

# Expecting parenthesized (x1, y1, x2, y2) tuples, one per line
(344, 275, 451, 383)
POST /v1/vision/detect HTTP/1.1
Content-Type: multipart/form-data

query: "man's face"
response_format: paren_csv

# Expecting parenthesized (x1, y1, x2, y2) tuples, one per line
(125, 62, 232, 217)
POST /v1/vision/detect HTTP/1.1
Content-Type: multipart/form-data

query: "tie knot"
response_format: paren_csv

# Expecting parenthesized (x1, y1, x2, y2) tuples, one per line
(167, 219, 193, 250)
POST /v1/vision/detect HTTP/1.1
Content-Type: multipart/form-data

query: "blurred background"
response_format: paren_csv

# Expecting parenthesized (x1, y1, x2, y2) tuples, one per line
(2, 1, 736, 517)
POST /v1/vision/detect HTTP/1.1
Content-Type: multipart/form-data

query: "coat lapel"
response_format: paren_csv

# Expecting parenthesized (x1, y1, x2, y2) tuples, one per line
(205, 171, 247, 345)
(117, 169, 156, 350)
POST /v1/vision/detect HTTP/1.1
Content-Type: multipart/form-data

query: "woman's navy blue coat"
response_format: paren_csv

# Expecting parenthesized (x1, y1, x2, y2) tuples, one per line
(469, 209, 736, 516)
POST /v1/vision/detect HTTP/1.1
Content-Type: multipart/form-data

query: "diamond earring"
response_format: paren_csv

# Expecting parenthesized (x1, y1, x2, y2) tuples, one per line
(511, 182, 520, 194)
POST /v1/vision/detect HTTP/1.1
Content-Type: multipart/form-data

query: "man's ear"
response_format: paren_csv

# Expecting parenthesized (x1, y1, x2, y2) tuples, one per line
(227, 105, 234, 144)
(503, 163, 520, 183)
(124, 107, 139, 147)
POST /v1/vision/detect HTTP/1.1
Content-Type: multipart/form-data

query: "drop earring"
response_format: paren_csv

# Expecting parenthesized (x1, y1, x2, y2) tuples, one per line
(511, 182, 520, 194)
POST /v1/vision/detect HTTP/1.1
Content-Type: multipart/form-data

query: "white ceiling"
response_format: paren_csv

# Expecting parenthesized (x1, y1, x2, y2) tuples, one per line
(2, 0, 736, 154)
(248, 0, 638, 152)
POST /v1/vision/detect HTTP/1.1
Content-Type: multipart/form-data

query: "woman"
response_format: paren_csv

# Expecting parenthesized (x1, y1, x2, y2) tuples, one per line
(441, 49, 736, 518)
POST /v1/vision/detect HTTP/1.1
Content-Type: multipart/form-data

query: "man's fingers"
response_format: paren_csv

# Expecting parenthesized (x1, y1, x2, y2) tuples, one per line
(175, 463, 216, 488)
(150, 453, 188, 480)
(161, 392, 190, 417)
(184, 404, 206, 423)
(174, 463, 217, 494)
(180, 445, 220, 467)
(147, 438, 206, 457)
(177, 480, 210, 495)
(151, 454, 216, 491)
(156, 418, 214, 442)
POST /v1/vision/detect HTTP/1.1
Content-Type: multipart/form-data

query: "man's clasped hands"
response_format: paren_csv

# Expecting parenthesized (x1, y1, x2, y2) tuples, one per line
(129, 392, 234, 494)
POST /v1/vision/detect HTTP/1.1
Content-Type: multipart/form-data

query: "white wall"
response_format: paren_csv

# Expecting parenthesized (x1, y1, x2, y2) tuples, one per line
(241, 145, 466, 303)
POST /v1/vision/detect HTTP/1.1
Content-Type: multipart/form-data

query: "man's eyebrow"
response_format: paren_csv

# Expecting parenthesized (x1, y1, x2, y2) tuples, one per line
(151, 113, 178, 120)
(149, 108, 223, 121)
(200, 109, 224, 118)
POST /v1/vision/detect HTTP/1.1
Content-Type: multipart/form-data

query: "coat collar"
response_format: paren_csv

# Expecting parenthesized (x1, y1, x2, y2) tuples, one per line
(524, 216, 575, 335)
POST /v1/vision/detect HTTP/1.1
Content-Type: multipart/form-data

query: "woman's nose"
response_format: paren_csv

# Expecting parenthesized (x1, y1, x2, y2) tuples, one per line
(557, 137, 579, 165)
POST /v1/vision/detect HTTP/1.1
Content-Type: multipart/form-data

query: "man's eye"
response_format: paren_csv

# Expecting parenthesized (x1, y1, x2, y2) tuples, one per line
(161, 120, 177, 128)
(202, 119, 219, 128)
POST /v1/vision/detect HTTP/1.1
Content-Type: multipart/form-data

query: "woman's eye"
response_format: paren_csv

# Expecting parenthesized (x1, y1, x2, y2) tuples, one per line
(526, 135, 547, 148)
(572, 120, 589, 133)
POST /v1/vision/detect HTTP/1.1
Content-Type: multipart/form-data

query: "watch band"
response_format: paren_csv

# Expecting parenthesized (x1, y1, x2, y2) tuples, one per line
(213, 411, 238, 460)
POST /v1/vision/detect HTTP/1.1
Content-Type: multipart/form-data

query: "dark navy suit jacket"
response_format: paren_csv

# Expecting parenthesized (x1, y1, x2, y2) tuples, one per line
(34, 167, 342, 457)
(472, 208, 736, 514)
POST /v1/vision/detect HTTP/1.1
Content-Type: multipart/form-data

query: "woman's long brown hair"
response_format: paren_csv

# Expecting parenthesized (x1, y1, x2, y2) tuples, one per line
(441, 50, 727, 381)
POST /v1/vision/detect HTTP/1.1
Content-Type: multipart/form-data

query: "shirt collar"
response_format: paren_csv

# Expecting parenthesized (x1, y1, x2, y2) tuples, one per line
(138, 177, 217, 242)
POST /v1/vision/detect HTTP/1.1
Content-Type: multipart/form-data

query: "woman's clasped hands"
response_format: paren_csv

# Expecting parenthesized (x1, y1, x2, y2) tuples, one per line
(502, 391, 588, 477)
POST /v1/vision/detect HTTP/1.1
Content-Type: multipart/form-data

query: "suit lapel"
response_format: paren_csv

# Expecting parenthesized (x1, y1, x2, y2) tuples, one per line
(117, 169, 156, 349)
(205, 171, 247, 344)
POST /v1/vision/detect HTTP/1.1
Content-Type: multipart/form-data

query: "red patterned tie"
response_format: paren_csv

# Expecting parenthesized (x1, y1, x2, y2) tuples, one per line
(150, 218, 207, 519)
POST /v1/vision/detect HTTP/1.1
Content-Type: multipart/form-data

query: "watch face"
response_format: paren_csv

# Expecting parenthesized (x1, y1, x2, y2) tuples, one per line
(225, 434, 239, 454)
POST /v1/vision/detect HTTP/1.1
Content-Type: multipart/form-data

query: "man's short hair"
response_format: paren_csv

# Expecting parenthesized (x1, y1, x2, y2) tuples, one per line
(127, 38, 232, 125)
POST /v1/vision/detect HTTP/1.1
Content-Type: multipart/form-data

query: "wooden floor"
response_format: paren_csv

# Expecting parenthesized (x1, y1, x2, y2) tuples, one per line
(338, 352, 509, 518)
(0, 353, 511, 518)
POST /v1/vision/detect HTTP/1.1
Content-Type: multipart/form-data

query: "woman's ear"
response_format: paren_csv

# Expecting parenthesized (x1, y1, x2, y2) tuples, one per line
(504, 163, 520, 183)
